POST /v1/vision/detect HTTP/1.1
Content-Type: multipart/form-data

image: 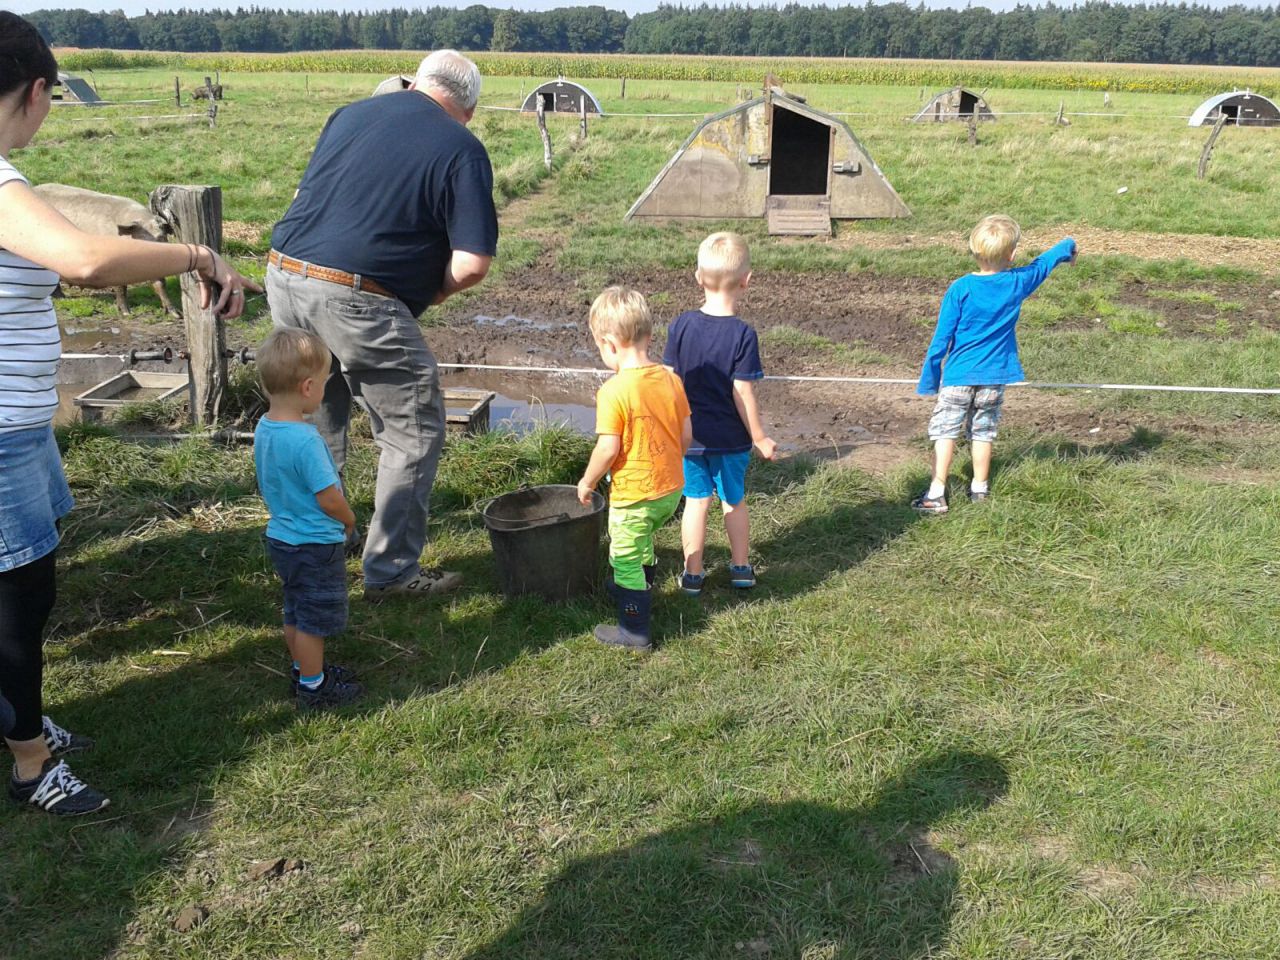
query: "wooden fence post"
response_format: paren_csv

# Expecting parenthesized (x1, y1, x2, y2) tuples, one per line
(967, 114, 977, 146)
(1198, 113, 1229, 180)
(620, 76, 626, 99)
(207, 100, 218, 129)
(149, 185, 225, 426)
(579, 97, 588, 140)
(536, 95, 553, 172)
(174, 76, 181, 107)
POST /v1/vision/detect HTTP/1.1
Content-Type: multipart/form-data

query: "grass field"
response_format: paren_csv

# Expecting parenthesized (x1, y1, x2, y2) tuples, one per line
(6, 61, 1280, 959)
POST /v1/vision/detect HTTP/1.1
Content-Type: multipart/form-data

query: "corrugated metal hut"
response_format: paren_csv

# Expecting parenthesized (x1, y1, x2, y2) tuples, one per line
(373, 75, 412, 97)
(520, 79, 602, 115)
(1188, 91, 1280, 127)
(626, 87, 908, 236)
(912, 87, 994, 123)
(53, 72, 101, 104)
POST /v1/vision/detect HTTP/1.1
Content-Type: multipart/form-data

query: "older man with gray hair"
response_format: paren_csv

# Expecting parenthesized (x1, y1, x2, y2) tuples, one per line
(268, 49, 498, 603)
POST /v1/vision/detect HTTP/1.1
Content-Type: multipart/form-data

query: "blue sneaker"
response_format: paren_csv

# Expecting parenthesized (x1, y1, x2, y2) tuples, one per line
(680, 570, 705, 596)
(729, 564, 756, 589)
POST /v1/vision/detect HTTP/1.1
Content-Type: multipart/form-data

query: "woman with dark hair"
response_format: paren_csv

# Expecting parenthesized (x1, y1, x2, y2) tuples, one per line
(0, 12, 260, 816)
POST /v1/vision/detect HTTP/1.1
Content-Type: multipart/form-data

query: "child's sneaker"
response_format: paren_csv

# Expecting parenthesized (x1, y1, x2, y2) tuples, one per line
(729, 564, 756, 589)
(9, 758, 110, 816)
(289, 663, 358, 697)
(968, 487, 991, 503)
(911, 490, 949, 514)
(680, 570, 705, 596)
(296, 667, 365, 711)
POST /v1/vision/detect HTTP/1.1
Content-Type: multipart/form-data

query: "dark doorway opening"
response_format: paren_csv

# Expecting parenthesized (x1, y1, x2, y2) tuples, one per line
(959, 91, 978, 117)
(770, 108, 830, 196)
(1221, 102, 1240, 123)
(540, 92, 555, 112)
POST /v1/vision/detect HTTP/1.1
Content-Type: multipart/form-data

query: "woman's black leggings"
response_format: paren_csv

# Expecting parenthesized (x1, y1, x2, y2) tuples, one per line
(0, 550, 56, 743)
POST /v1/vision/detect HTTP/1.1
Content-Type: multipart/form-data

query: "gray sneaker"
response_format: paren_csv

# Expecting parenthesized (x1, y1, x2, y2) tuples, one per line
(364, 567, 463, 603)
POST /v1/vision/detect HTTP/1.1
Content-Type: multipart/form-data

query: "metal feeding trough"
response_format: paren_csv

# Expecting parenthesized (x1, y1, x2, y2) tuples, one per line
(445, 388, 496, 435)
(73, 370, 190, 423)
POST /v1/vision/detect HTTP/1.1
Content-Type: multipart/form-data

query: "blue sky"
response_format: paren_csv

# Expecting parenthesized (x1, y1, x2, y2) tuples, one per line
(7, 0, 1274, 18)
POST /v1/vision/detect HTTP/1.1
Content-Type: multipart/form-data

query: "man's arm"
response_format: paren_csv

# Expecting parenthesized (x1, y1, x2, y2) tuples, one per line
(731, 380, 776, 460)
(577, 434, 622, 505)
(431, 250, 492, 305)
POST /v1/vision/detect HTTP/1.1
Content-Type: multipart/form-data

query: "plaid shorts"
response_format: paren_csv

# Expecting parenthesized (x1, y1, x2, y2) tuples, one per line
(927, 385, 1006, 442)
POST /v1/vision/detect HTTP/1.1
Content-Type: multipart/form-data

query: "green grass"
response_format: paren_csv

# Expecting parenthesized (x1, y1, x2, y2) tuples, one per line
(12, 65, 1280, 958)
(8, 424, 1280, 957)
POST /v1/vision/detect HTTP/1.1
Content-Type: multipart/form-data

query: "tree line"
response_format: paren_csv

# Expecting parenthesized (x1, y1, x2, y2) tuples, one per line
(25, 3, 1280, 67)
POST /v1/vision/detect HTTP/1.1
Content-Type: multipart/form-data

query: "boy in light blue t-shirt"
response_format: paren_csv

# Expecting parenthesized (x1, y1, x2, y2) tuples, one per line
(254, 327, 363, 710)
(913, 215, 1076, 514)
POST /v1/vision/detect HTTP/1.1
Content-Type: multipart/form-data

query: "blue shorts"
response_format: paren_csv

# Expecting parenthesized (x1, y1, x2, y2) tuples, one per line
(683, 451, 751, 505)
(265, 537, 348, 637)
(0, 425, 73, 573)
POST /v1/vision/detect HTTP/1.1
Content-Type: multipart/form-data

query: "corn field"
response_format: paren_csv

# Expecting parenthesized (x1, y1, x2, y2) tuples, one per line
(56, 49, 1280, 97)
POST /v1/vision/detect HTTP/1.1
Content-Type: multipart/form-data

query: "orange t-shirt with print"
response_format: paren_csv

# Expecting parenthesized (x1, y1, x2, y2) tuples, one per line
(595, 364, 691, 506)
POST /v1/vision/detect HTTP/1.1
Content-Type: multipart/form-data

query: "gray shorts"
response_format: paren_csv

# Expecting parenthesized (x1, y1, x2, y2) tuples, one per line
(927, 385, 1006, 442)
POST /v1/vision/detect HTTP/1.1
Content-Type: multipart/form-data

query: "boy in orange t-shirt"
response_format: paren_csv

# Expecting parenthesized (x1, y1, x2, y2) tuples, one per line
(577, 287, 692, 651)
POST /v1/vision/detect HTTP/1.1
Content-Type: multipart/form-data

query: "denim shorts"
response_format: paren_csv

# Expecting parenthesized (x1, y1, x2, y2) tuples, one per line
(683, 451, 751, 505)
(0, 425, 73, 573)
(264, 537, 348, 637)
(927, 386, 1006, 442)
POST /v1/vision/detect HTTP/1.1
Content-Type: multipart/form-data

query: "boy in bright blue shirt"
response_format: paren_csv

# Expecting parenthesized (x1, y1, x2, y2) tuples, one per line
(664, 232, 776, 594)
(913, 215, 1076, 513)
(254, 327, 363, 709)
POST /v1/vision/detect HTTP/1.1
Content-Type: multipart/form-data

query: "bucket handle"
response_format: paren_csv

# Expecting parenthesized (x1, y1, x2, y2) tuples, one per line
(473, 484, 532, 516)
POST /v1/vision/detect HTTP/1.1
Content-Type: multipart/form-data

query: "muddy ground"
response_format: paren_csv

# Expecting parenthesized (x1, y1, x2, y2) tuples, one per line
(430, 261, 1279, 471)
(58, 260, 1279, 474)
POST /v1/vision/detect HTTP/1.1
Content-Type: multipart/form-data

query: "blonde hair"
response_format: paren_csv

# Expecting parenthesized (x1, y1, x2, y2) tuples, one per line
(969, 215, 1021, 264)
(696, 231, 751, 291)
(256, 327, 330, 396)
(589, 286, 652, 346)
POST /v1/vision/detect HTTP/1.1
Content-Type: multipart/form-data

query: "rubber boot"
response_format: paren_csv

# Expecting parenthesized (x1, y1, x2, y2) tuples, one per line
(594, 586, 652, 651)
(606, 564, 656, 600)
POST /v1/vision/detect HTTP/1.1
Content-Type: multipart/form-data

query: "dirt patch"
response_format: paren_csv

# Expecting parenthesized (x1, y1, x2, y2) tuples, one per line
(432, 257, 1280, 462)
(840, 225, 1280, 275)
(440, 257, 938, 372)
(222, 220, 265, 246)
(1078, 864, 1145, 895)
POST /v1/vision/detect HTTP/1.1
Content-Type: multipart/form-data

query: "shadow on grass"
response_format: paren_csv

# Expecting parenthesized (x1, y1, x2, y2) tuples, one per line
(1002, 425, 1169, 468)
(5, 531, 610, 957)
(464, 749, 1008, 960)
(0, 642, 299, 959)
(745, 461, 921, 600)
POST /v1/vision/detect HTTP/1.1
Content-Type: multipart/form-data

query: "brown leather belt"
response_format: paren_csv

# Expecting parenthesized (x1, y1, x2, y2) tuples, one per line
(268, 250, 397, 300)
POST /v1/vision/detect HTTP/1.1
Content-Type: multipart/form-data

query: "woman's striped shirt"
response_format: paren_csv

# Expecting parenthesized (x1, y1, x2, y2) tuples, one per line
(0, 156, 61, 433)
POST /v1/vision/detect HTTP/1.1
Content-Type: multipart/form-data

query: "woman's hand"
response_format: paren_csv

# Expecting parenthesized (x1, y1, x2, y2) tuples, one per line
(193, 246, 263, 320)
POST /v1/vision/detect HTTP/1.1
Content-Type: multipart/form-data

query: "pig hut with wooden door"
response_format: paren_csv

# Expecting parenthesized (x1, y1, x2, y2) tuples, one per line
(520, 79, 602, 115)
(1188, 90, 1280, 127)
(912, 86, 996, 123)
(625, 85, 908, 236)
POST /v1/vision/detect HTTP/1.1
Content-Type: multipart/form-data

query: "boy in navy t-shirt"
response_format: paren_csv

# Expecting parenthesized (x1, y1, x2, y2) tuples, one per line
(254, 328, 363, 710)
(664, 232, 777, 595)
(913, 215, 1076, 514)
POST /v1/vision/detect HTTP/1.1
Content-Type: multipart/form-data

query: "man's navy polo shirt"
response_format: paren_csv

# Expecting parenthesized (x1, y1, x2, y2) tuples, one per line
(271, 91, 499, 317)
